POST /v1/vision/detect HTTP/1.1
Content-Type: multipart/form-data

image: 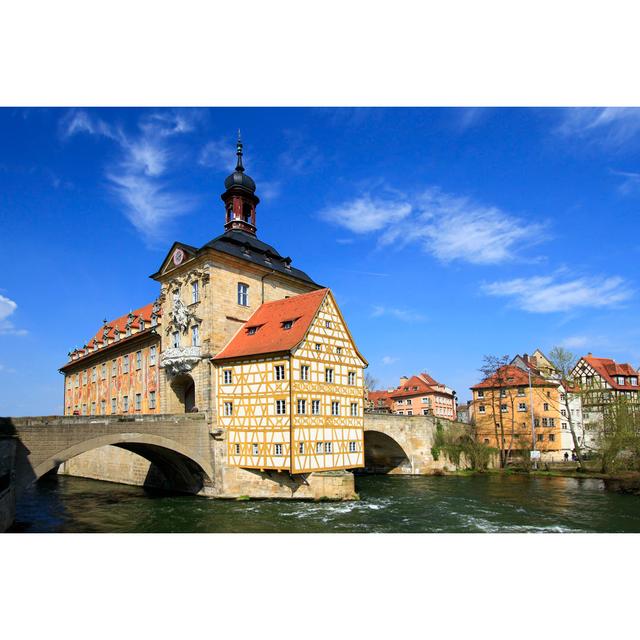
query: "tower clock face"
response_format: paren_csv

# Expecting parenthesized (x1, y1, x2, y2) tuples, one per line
(173, 248, 184, 265)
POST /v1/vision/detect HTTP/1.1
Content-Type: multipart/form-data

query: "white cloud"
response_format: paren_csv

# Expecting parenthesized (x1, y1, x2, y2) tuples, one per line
(62, 110, 195, 244)
(381, 356, 399, 365)
(371, 305, 426, 323)
(0, 363, 16, 373)
(0, 294, 27, 336)
(556, 108, 640, 148)
(482, 274, 633, 313)
(321, 187, 545, 265)
(198, 138, 238, 172)
(560, 335, 590, 349)
(321, 195, 411, 234)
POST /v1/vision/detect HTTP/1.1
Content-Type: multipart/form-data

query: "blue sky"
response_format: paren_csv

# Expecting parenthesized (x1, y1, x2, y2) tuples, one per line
(1, 107, 639, 415)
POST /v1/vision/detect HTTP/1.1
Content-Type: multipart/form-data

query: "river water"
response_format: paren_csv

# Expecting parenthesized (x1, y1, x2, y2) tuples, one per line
(10, 473, 640, 533)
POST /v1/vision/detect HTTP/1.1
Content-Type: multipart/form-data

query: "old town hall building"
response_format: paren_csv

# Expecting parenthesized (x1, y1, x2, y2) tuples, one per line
(61, 138, 367, 475)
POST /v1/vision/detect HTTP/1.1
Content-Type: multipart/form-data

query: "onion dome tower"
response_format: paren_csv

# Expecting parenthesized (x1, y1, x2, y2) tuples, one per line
(221, 132, 260, 235)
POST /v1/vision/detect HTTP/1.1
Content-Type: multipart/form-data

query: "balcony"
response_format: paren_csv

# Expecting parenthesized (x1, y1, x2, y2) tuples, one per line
(160, 346, 202, 376)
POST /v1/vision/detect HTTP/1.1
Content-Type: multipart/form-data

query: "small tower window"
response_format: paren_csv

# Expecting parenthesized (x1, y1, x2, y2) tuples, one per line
(242, 202, 252, 223)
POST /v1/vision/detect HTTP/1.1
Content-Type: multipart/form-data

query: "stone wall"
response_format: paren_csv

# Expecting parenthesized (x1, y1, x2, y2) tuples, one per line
(0, 437, 16, 532)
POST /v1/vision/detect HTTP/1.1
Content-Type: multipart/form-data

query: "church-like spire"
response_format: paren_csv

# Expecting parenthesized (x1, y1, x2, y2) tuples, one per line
(222, 134, 260, 235)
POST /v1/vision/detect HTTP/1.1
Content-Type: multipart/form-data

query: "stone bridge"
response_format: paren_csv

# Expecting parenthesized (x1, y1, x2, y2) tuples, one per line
(0, 413, 216, 498)
(363, 413, 459, 474)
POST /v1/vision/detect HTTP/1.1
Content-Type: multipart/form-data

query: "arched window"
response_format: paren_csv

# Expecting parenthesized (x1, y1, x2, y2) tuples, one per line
(242, 202, 252, 223)
(237, 282, 249, 306)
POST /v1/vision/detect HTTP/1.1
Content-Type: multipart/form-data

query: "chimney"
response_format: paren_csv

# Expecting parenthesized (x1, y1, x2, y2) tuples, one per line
(400, 376, 409, 386)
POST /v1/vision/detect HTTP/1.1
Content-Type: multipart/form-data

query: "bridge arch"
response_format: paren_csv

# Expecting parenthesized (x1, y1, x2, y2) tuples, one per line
(31, 433, 213, 495)
(363, 430, 413, 474)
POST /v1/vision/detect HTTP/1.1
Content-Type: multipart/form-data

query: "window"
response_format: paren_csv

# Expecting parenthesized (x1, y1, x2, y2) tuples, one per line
(300, 365, 310, 381)
(139, 319, 145, 331)
(562, 422, 568, 430)
(252, 443, 259, 455)
(316, 442, 323, 454)
(297, 399, 306, 414)
(111, 397, 117, 414)
(325, 368, 334, 383)
(478, 405, 486, 414)
(276, 399, 287, 415)
(348, 371, 356, 385)
(237, 283, 249, 306)
(234, 444, 240, 455)
(407, 410, 413, 416)
(534, 418, 540, 427)
(325, 320, 331, 328)
(91, 366, 97, 382)
(560, 409, 566, 416)
(299, 442, 304, 454)
(223, 369, 233, 384)
(477, 390, 484, 398)
(150, 346, 157, 366)
(631, 377, 638, 386)
(500, 389, 507, 397)
(315, 343, 321, 351)
(282, 320, 293, 330)
(111, 360, 117, 376)
(406, 398, 412, 404)
(500, 403, 508, 413)
(422, 409, 429, 415)
(548, 418, 555, 427)
(537, 434, 544, 442)
(75, 374, 79, 388)
(82, 403, 87, 415)
(518, 402, 526, 412)
(350, 402, 358, 416)
(151, 314, 158, 327)
(331, 401, 340, 416)
(191, 325, 199, 347)
(549, 433, 555, 442)
(247, 326, 258, 335)
(123, 396, 129, 412)
(91, 401, 96, 415)
(126, 325, 132, 337)
(274, 443, 283, 456)
(224, 402, 233, 416)
(349, 441, 357, 453)
(542, 417, 549, 427)
(275, 365, 285, 381)
(135, 393, 142, 411)
(192, 280, 199, 304)
(149, 391, 156, 409)
(560, 393, 566, 401)
(123, 355, 129, 373)
(483, 438, 490, 445)
(517, 388, 525, 397)
(546, 391, 551, 398)
(100, 400, 106, 414)
(136, 350, 142, 370)
(312, 399, 320, 415)
(336, 347, 342, 354)
(172, 331, 180, 348)
(543, 403, 549, 411)
(421, 397, 429, 404)
(324, 442, 332, 453)
(83, 370, 87, 385)
(101, 363, 106, 379)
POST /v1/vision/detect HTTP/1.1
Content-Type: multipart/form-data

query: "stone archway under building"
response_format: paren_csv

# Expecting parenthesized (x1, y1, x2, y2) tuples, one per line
(169, 373, 197, 413)
(362, 430, 413, 474)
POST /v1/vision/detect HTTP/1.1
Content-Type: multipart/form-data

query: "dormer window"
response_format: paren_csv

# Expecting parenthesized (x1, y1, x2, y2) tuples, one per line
(126, 326, 132, 337)
(247, 326, 258, 336)
(139, 319, 145, 331)
(282, 320, 294, 330)
(151, 314, 158, 327)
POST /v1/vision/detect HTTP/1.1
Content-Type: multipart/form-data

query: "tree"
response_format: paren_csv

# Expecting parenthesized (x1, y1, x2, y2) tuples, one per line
(548, 346, 584, 468)
(478, 354, 513, 468)
(598, 395, 640, 473)
(364, 372, 379, 392)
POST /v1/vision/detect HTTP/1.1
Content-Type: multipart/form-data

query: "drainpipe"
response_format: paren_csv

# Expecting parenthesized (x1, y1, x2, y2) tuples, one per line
(261, 270, 277, 304)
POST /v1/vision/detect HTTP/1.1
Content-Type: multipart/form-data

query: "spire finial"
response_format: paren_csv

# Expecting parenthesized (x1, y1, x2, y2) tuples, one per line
(235, 130, 244, 172)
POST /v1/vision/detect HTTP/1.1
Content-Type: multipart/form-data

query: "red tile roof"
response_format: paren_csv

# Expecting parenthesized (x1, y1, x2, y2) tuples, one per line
(66, 302, 160, 362)
(212, 289, 330, 361)
(387, 373, 451, 399)
(367, 390, 393, 409)
(471, 364, 552, 390)
(582, 356, 639, 390)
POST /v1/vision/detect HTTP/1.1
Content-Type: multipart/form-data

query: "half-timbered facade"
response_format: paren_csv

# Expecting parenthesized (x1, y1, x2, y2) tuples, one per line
(213, 289, 367, 473)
